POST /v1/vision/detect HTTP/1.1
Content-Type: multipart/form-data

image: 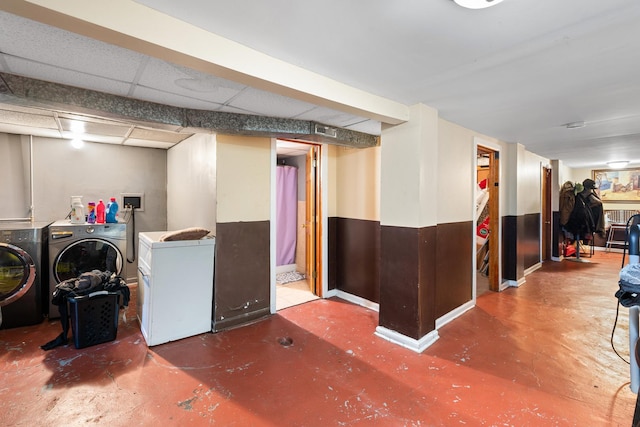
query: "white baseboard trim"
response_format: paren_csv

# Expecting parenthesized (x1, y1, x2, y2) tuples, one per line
(374, 326, 439, 353)
(436, 300, 474, 329)
(524, 262, 542, 276)
(506, 279, 524, 287)
(324, 288, 338, 298)
(334, 290, 379, 312)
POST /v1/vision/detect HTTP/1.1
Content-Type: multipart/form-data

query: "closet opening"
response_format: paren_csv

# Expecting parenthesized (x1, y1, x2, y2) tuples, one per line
(274, 139, 322, 310)
(476, 145, 500, 296)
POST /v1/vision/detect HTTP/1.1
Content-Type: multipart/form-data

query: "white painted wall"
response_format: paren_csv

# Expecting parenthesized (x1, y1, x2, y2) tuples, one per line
(381, 103, 438, 228)
(0, 134, 30, 219)
(167, 133, 217, 233)
(1, 134, 167, 280)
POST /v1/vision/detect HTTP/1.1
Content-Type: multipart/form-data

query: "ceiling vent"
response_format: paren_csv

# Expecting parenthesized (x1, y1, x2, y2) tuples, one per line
(313, 123, 337, 138)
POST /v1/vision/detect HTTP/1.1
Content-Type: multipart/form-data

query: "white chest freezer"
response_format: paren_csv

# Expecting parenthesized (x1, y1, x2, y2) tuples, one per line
(137, 231, 215, 346)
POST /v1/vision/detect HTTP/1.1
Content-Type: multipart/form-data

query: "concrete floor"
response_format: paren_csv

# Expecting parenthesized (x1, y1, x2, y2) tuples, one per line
(0, 251, 637, 426)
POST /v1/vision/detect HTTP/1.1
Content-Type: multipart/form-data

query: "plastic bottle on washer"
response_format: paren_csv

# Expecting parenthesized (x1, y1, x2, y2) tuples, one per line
(70, 196, 85, 224)
(96, 199, 106, 224)
(106, 197, 119, 223)
(86, 202, 96, 224)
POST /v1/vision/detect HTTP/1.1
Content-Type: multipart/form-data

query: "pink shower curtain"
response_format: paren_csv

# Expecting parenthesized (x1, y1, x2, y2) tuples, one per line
(276, 165, 298, 266)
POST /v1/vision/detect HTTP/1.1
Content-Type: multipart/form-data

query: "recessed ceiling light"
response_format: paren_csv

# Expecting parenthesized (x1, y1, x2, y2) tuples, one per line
(607, 161, 629, 169)
(453, 0, 506, 9)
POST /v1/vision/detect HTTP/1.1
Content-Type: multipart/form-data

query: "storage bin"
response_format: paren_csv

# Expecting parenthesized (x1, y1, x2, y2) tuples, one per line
(68, 291, 119, 349)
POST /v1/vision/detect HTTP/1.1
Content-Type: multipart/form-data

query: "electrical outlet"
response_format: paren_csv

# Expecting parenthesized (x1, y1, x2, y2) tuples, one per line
(121, 193, 144, 211)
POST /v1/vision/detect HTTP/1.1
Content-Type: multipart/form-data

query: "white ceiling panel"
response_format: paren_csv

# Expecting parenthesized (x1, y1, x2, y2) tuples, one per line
(344, 120, 382, 136)
(0, 12, 143, 82)
(123, 138, 177, 149)
(3, 55, 133, 97)
(128, 127, 191, 144)
(294, 106, 376, 129)
(60, 131, 125, 145)
(131, 85, 226, 111)
(228, 87, 318, 118)
(0, 108, 58, 129)
(0, 123, 60, 139)
(136, 58, 246, 104)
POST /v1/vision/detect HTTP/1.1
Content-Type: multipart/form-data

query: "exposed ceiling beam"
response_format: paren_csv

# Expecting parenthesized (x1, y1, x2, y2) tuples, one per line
(0, 72, 379, 147)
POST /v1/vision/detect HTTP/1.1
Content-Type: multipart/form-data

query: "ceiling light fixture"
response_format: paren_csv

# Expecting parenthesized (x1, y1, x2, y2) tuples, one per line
(70, 138, 84, 149)
(453, 0, 506, 9)
(607, 161, 629, 169)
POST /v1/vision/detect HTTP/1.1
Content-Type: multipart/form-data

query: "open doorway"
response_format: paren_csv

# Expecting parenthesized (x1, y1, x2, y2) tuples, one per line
(541, 165, 552, 262)
(475, 144, 500, 296)
(274, 139, 321, 310)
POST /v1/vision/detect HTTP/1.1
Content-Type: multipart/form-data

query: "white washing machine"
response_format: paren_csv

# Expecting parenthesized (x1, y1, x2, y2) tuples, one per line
(48, 220, 126, 318)
(137, 231, 215, 346)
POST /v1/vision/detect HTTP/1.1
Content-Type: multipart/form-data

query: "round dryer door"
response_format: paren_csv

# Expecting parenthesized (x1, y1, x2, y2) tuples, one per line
(53, 238, 124, 283)
(0, 243, 36, 307)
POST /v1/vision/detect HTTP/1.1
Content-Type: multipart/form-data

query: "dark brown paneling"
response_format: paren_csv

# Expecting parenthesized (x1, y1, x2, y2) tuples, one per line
(379, 225, 436, 340)
(434, 221, 473, 318)
(328, 217, 381, 303)
(502, 214, 540, 282)
(214, 221, 271, 331)
(552, 211, 561, 258)
(502, 216, 518, 281)
(523, 213, 541, 270)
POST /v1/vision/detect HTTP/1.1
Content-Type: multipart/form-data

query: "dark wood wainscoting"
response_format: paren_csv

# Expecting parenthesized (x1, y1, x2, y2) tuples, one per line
(328, 217, 381, 302)
(214, 220, 271, 331)
(435, 221, 473, 318)
(379, 225, 436, 340)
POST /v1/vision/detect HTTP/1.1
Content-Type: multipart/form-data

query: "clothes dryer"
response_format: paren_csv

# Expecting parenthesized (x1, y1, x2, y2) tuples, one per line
(0, 221, 50, 329)
(48, 220, 126, 318)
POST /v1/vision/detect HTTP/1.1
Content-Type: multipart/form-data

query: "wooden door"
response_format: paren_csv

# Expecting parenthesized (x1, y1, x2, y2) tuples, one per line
(305, 145, 322, 296)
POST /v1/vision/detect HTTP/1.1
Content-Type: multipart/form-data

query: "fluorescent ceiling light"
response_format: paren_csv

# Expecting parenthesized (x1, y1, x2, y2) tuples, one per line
(453, 0, 506, 9)
(607, 161, 629, 169)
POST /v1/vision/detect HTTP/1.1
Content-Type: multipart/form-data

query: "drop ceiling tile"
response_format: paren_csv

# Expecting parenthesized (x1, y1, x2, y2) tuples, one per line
(4, 56, 132, 96)
(344, 120, 381, 136)
(0, 11, 143, 82)
(228, 87, 318, 118)
(138, 58, 245, 104)
(60, 131, 125, 145)
(0, 123, 60, 139)
(128, 127, 192, 144)
(59, 118, 131, 137)
(131, 85, 226, 110)
(123, 138, 177, 149)
(294, 106, 367, 127)
(0, 108, 58, 129)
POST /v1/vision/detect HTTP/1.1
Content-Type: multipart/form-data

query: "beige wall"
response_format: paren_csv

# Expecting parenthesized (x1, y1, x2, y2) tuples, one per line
(521, 150, 548, 215)
(381, 103, 438, 228)
(216, 134, 271, 223)
(334, 145, 380, 221)
(437, 120, 507, 221)
(326, 144, 338, 218)
(167, 133, 217, 233)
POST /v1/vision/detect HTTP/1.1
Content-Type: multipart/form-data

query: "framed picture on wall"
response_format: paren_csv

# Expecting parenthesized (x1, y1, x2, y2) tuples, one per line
(592, 168, 640, 203)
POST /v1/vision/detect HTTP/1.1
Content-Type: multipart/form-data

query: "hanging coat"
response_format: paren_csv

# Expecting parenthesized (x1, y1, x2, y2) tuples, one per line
(559, 181, 575, 227)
